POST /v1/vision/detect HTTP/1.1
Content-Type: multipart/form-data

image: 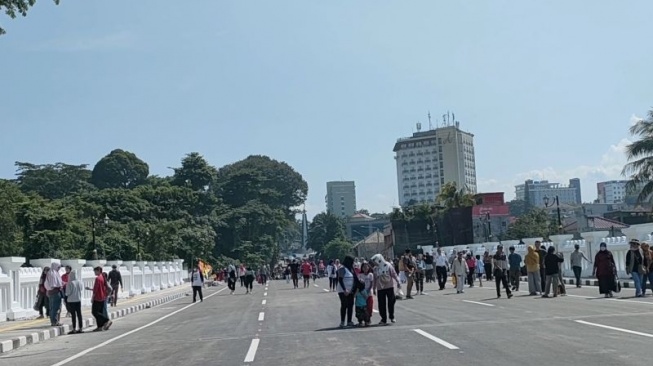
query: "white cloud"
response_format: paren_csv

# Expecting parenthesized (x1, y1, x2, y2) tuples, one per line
(478, 137, 633, 202)
(30, 31, 135, 52)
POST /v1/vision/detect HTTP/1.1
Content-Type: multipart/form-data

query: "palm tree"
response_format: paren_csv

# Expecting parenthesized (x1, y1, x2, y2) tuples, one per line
(623, 109, 653, 202)
(436, 182, 476, 209)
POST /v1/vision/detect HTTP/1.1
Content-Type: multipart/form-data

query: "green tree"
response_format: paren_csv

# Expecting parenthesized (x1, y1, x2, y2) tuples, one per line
(436, 182, 476, 209)
(307, 212, 346, 254)
(504, 208, 550, 240)
(0, 180, 26, 256)
(15, 162, 93, 199)
(172, 152, 217, 191)
(91, 149, 149, 189)
(507, 199, 528, 217)
(0, 0, 59, 35)
(623, 109, 653, 202)
(324, 239, 353, 261)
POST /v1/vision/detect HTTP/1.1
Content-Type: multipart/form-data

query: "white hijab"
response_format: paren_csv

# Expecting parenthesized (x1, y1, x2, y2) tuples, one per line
(45, 262, 64, 291)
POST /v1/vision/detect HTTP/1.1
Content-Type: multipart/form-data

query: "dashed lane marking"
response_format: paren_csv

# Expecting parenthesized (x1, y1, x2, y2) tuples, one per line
(262, 300, 267, 305)
(323, 289, 330, 292)
(462, 300, 495, 307)
(413, 329, 459, 350)
(264, 292, 268, 297)
(244, 338, 260, 362)
(258, 312, 265, 321)
(576, 320, 653, 338)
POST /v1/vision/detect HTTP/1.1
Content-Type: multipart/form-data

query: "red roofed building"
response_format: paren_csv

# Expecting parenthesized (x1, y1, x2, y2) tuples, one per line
(473, 192, 511, 242)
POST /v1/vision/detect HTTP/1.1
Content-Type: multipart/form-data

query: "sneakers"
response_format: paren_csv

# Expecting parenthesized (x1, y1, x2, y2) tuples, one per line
(103, 321, 113, 331)
(347, 322, 355, 327)
(339, 322, 346, 328)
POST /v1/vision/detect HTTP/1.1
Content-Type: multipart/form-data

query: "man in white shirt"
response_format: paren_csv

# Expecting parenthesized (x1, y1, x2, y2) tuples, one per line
(434, 248, 449, 290)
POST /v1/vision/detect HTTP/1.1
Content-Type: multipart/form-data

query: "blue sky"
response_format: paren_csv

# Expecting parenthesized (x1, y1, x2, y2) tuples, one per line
(1, 1, 652, 219)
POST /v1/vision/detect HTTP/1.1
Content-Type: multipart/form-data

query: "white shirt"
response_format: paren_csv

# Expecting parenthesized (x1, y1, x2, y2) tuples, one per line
(191, 271, 204, 287)
(337, 268, 354, 293)
(435, 254, 448, 267)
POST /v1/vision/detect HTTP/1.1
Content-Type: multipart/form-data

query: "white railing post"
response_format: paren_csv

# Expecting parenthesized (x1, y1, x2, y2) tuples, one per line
(0, 257, 28, 320)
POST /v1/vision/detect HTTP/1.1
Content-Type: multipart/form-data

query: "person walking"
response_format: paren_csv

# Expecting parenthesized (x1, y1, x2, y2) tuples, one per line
(525, 245, 541, 295)
(626, 239, 645, 297)
(508, 246, 522, 292)
(337, 256, 357, 328)
(536, 241, 547, 292)
(465, 253, 476, 288)
(108, 265, 123, 307)
(326, 260, 338, 292)
(424, 252, 434, 283)
(301, 259, 312, 288)
(414, 254, 426, 295)
(434, 248, 449, 290)
(245, 266, 255, 294)
(543, 246, 564, 298)
(88, 266, 112, 331)
(227, 264, 237, 295)
(493, 245, 513, 299)
(570, 244, 591, 288)
(452, 251, 468, 294)
(64, 270, 84, 334)
(483, 251, 493, 281)
(44, 262, 64, 326)
(475, 254, 484, 287)
(401, 249, 416, 299)
(371, 254, 400, 326)
(35, 267, 50, 319)
(593, 242, 617, 298)
(190, 266, 204, 302)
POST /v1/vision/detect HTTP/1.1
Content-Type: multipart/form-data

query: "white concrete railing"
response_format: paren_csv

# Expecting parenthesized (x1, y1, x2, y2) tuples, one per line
(434, 223, 653, 280)
(0, 258, 186, 321)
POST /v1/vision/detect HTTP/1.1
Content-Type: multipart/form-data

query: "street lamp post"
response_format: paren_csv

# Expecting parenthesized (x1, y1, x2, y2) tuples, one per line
(543, 195, 562, 234)
(91, 214, 110, 259)
(479, 213, 491, 242)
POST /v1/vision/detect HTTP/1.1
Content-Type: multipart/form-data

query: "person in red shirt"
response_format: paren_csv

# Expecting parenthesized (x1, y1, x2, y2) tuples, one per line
(86, 267, 112, 331)
(301, 260, 312, 288)
(61, 265, 72, 318)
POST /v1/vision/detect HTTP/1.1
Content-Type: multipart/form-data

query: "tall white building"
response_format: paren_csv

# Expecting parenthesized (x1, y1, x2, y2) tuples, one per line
(596, 180, 646, 204)
(326, 181, 357, 218)
(515, 179, 582, 207)
(393, 122, 477, 207)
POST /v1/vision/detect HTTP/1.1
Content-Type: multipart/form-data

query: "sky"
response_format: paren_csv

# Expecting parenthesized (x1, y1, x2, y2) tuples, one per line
(1, 1, 652, 220)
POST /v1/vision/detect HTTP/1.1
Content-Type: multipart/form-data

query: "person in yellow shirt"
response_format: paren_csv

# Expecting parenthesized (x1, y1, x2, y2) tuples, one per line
(525, 246, 541, 296)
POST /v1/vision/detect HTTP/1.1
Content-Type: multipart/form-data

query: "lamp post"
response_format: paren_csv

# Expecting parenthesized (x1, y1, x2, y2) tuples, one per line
(543, 195, 562, 234)
(91, 214, 110, 259)
(479, 213, 491, 242)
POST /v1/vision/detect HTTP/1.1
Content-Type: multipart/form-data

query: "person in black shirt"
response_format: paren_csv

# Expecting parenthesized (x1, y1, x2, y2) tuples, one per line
(536, 241, 547, 292)
(107, 265, 123, 307)
(543, 246, 564, 298)
(289, 260, 300, 289)
(492, 245, 513, 299)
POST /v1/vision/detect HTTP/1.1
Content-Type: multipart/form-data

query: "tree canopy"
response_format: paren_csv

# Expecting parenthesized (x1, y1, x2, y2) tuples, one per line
(0, 150, 308, 270)
(623, 109, 653, 203)
(307, 212, 346, 255)
(1, 0, 60, 35)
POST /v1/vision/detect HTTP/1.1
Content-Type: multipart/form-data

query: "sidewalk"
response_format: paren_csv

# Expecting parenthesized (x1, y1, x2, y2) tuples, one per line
(519, 276, 637, 288)
(0, 285, 192, 354)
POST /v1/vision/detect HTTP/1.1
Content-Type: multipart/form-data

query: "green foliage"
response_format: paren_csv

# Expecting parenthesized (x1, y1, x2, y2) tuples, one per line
(0, 150, 307, 269)
(308, 212, 346, 254)
(0, 0, 60, 35)
(504, 208, 551, 240)
(437, 182, 476, 209)
(91, 149, 149, 189)
(507, 200, 528, 217)
(623, 109, 653, 203)
(324, 239, 353, 261)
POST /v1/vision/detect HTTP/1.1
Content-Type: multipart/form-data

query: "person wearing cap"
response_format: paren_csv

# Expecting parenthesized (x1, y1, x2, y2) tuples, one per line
(626, 239, 645, 297)
(508, 246, 522, 292)
(593, 242, 617, 297)
(107, 264, 123, 307)
(492, 245, 513, 299)
(570, 244, 591, 288)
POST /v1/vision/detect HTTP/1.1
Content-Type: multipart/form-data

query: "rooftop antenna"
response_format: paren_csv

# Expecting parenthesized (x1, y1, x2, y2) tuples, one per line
(428, 111, 432, 130)
(416, 122, 422, 132)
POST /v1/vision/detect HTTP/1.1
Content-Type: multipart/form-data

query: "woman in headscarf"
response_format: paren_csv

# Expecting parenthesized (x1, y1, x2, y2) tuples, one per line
(336, 255, 357, 328)
(44, 263, 64, 326)
(35, 267, 50, 319)
(593, 242, 617, 298)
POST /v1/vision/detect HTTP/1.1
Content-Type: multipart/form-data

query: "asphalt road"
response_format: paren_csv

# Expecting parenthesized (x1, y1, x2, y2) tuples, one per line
(2, 278, 653, 366)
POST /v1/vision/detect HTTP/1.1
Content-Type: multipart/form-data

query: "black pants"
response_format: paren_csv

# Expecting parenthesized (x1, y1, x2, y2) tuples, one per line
(228, 278, 236, 291)
(485, 263, 493, 280)
(292, 273, 299, 288)
(37, 293, 50, 316)
(436, 266, 447, 289)
(495, 270, 512, 297)
(573, 266, 582, 286)
(329, 278, 337, 290)
(338, 292, 354, 323)
(377, 288, 396, 323)
(68, 301, 82, 330)
(192, 286, 203, 302)
(240, 276, 245, 286)
(540, 267, 546, 291)
(467, 268, 476, 286)
(92, 300, 109, 328)
(245, 275, 254, 291)
(414, 272, 424, 293)
(425, 269, 434, 283)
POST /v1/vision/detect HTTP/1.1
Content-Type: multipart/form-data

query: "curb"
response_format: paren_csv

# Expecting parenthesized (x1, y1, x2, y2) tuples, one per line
(0, 290, 188, 354)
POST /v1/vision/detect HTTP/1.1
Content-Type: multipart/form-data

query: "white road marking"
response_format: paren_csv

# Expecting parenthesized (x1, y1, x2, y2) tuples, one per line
(576, 320, 653, 338)
(462, 300, 494, 307)
(264, 292, 268, 296)
(413, 329, 460, 350)
(565, 294, 593, 299)
(262, 299, 267, 305)
(373, 309, 379, 313)
(323, 289, 330, 292)
(244, 338, 260, 362)
(314, 284, 319, 287)
(258, 312, 265, 321)
(50, 287, 227, 366)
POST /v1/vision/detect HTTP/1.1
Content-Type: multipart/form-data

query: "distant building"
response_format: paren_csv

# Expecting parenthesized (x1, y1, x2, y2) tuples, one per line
(346, 213, 389, 242)
(325, 181, 356, 218)
(472, 192, 511, 243)
(515, 179, 582, 207)
(596, 180, 648, 204)
(394, 121, 477, 207)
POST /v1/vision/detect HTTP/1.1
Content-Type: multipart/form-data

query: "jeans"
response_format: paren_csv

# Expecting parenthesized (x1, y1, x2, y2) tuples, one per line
(68, 301, 82, 330)
(436, 266, 447, 289)
(92, 300, 109, 328)
(631, 272, 644, 296)
(573, 266, 582, 286)
(643, 272, 653, 295)
(527, 271, 541, 294)
(414, 272, 424, 293)
(545, 274, 560, 296)
(338, 292, 354, 324)
(376, 288, 396, 323)
(48, 291, 62, 325)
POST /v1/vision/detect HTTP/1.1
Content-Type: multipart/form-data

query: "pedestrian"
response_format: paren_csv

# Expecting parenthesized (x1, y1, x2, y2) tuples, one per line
(190, 266, 204, 302)
(536, 241, 547, 292)
(359, 262, 374, 326)
(101, 272, 111, 319)
(245, 266, 255, 294)
(371, 253, 400, 326)
(414, 254, 426, 295)
(593, 242, 617, 298)
(44, 262, 64, 326)
(434, 248, 449, 290)
(626, 239, 645, 297)
(483, 251, 493, 281)
(525, 245, 541, 295)
(64, 270, 84, 334)
(424, 252, 434, 283)
(61, 265, 72, 318)
(570, 244, 591, 288)
(401, 249, 416, 299)
(87, 266, 112, 331)
(642, 243, 653, 296)
(452, 251, 468, 294)
(493, 245, 513, 299)
(557, 252, 567, 296)
(475, 255, 484, 287)
(508, 246, 522, 291)
(337, 255, 357, 328)
(354, 281, 369, 327)
(326, 260, 337, 291)
(35, 267, 50, 319)
(289, 259, 300, 289)
(301, 259, 312, 288)
(239, 264, 246, 287)
(227, 264, 237, 295)
(543, 246, 563, 298)
(108, 264, 123, 307)
(465, 253, 476, 288)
